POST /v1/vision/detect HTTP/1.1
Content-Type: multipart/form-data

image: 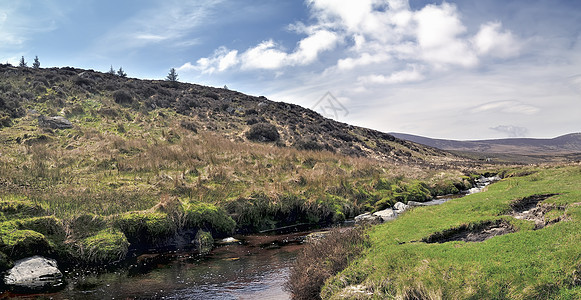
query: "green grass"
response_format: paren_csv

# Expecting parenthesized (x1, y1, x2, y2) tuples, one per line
(322, 165, 581, 299)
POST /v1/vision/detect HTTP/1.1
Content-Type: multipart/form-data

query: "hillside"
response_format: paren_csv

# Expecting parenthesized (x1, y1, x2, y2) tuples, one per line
(0, 65, 480, 274)
(0, 64, 455, 164)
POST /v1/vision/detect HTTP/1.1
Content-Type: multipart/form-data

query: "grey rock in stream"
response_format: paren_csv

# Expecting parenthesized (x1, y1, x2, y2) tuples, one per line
(4, 256, 64, 291)
(354, 209, 397, 224)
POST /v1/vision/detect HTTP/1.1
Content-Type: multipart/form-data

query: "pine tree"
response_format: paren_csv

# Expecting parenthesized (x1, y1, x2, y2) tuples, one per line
(107, 65, 115, 75)
(32, 56, 40, 69)
(166, 68, 178, 82)
(117, 67, 127, 78)
(19, 56, 27, 68)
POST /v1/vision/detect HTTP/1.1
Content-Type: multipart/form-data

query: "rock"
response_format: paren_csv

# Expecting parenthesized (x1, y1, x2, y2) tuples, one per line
(373, 208, 397, 222)
(394, 202, 409, 212)
(216, 237, 241, 245)
(38, 116, 73, 129)
(354, 209, 397, 224)
(4, 256, 64, 291)
(407, 201, 429, 207)
(354, 212, 382, 224)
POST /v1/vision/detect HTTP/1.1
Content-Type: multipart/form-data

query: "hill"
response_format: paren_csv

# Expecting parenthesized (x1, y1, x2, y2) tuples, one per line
(0, 64, 455, 164)
(390, 132, 581, 163)
(0, 64, 478, 272)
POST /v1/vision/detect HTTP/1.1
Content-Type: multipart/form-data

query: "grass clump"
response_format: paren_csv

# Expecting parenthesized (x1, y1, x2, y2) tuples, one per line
(185, 202, 235, 236)
(72, 229, 129, 264)
(112, 211, 175, 244)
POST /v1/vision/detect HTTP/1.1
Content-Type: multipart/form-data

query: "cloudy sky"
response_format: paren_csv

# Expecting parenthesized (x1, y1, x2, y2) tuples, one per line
(1, 0, 580, 140)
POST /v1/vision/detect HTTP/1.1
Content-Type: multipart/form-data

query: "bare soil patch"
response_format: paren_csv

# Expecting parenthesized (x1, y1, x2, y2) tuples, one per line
(422, 219, 515, 243)
(510, 194, 560, 229)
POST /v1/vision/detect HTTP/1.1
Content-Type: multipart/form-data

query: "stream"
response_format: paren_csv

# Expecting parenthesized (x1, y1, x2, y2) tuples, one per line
(2, 176, 500, 299)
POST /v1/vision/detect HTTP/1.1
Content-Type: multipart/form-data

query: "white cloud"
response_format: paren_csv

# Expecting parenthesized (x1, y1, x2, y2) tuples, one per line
(289, 30, 340, 65)
(413, 3, 477, 68)
(183, 46, 239, 74)
(98, 0, 223, 51)
(473, 22, 521, 58)
(358, 64, 424, 84)
(240, 40, 288, 70)
(471, 100, 540, 115)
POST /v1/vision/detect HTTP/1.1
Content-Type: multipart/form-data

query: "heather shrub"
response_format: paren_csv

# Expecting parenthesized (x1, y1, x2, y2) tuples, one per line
(285, 226, 369, 300)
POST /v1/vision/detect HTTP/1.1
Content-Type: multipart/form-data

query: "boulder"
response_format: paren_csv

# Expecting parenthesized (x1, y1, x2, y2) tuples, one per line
(354, 212, 382, 225)
(354, 209, 397, 224)
(373, 209, 397, 222)
(38, 116, 73, 129)
(4, 256, 64, 291)
(394, 202, 409, 212)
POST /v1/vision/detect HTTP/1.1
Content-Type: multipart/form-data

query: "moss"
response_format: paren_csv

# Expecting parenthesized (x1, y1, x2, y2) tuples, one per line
(185, 202, 235, 235)
(0, 199, 46, 219)
(1, 229, 52, 259)
(194, 230, 213, 255)
(113, 211, 175, 243)
(74, 229, 129, 264)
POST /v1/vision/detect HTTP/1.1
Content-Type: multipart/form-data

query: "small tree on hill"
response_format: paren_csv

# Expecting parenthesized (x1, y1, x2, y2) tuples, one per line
(19, 56, 27, 68)
(32, 56, 40, 69)
(166, 68, 178, 82)
(107, 65, 115, 75)
(117, 67, 127, 78)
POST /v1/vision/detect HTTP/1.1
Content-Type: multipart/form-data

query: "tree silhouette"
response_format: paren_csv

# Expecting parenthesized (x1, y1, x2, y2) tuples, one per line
(19, 56, 27, 68)
(107, 65, 115, 75)
(117, 67, 127, 78)
(166, 68, 178, 82)
(32, 56, 40, 69)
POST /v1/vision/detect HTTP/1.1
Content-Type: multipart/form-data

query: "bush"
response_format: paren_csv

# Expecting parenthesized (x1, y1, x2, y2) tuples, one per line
(113, 89, 133, 105)
(285, 226, 370, 300)
(246, 122, 280, 142)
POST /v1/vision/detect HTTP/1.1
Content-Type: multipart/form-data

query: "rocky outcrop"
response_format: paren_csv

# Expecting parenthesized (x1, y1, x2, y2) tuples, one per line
(3, 256, 64, 291)
(38, 116, 73, 129)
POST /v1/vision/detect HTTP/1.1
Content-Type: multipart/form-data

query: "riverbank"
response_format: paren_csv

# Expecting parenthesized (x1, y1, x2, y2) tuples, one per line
(321, 164, 581, 299)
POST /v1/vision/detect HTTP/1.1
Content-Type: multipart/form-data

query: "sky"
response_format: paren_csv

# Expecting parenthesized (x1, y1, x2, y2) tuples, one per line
(1, 0, 580, 140)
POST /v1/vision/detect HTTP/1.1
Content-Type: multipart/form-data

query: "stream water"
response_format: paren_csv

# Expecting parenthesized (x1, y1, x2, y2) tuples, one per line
(3, 231, 312, 299)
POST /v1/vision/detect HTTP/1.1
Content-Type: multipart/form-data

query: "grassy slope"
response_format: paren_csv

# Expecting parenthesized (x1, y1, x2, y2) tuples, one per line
(322, 165, 581, 299)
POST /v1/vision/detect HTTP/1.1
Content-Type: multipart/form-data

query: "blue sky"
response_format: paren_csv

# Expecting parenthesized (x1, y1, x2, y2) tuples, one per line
(1, 0, 580, 140)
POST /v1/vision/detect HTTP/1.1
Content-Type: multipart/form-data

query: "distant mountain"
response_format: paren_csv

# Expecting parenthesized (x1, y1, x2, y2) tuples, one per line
(389, 132, 581, 155)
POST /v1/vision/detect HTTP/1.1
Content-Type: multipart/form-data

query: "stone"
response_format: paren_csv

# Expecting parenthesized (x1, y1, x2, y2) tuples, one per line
(394, 202, 409, 212)
(38, 116, 73, 129)
(373, 209, 397, 222)
(216, 237, 241, 245)
(4, 256, 64, 291)
(354, 212, 382, 225)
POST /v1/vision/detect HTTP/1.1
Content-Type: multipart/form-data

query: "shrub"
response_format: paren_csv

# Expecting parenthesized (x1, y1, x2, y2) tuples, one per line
(246, 122, 280, 142)
(285, 226, 370, 300)
(113, 89, 133, 105)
